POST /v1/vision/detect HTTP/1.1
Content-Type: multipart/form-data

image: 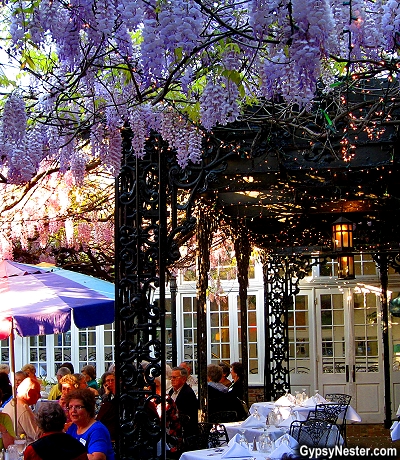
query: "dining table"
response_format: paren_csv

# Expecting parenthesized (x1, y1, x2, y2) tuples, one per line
(249, 398, 362, 422)
(179, 447, 268, 460)
(223, 421, 287, 443)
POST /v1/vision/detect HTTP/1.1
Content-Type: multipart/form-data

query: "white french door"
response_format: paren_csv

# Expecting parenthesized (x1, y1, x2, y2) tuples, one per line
(315, 289, 384, 423)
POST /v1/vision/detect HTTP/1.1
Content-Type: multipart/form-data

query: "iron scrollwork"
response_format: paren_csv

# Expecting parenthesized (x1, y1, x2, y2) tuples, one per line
(262, 252, 317, 401)
(115, 129, 236, 458)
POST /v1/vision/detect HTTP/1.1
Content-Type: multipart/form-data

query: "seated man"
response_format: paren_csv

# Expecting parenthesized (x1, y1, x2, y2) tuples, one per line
(207, 364, 243, 422)
(3, 377, 41, 443)
(168, 367, 198, 437)
(48, 366, 71, 400)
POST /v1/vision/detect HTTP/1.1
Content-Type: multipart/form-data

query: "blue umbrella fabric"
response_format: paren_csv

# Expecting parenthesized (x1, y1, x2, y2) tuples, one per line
(0, 260, 115, 338)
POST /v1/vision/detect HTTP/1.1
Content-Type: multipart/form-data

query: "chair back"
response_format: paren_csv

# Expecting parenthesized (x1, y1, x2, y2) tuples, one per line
(325, 393, 352, 405)
(179, 413, 191, 438)
(182, 422, 213, 451)
(290, 418, 338, 447)
(238, 399, 250, 418)
(209, 423, 229, 448)
(307, 403, 348, 424)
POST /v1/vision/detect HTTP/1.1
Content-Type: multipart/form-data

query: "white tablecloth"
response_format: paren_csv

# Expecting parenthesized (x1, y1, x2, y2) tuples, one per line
(391, 421, 400, 441)
(224, 421, 286, 443)
(250, 401, 362, 422)
(179, 445, 291, 460)
(179, 447, 263, 460)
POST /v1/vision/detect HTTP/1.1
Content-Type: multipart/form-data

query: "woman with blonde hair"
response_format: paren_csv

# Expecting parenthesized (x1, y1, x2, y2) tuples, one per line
(59, 374, 80, 430)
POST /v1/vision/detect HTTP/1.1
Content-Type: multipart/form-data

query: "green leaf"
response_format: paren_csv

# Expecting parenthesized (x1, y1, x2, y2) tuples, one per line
(321, 110, 333, 126)
(174, 47, 183, 61)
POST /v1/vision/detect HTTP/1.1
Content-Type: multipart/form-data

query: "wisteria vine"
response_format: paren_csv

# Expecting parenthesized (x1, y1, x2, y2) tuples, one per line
(0, 0, 399, 184)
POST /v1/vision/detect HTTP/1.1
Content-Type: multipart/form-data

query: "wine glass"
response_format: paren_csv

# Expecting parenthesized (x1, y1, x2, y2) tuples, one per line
(239, 428, 249, 449)
(259, 430, 273, 453)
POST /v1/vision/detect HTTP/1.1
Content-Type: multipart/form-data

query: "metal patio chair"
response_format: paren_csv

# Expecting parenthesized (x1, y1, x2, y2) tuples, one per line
(290, 418, 339, 448)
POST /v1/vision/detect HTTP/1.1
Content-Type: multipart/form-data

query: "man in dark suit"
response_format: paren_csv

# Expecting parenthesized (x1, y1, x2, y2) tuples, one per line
(169, 367, 198, 437)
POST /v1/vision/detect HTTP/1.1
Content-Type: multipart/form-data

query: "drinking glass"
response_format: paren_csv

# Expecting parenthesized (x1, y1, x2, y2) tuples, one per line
(259, 430, 273, 453)
(6, 445, 19, 460)
(15, 439, 26, 458)
(239, 429, 249, 449)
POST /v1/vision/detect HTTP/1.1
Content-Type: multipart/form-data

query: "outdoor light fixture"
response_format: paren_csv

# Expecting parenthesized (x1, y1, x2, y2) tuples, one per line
(332, 216, 355, 280)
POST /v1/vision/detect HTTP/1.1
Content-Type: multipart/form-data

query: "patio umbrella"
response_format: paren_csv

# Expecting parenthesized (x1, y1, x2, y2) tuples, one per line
(0, 259, 115, 434)
(0, 260, 114, 338)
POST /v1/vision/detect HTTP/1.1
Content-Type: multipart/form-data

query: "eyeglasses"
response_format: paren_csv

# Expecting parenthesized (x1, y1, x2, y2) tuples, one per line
(67, 405, 85, 411)
(105, 379, 115, 383)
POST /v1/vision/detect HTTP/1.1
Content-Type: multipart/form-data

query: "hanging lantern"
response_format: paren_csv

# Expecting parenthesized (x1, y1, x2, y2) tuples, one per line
(332, 217, 355, 280)
(337, 254, 355, 280)
(332, 217, 353, 251)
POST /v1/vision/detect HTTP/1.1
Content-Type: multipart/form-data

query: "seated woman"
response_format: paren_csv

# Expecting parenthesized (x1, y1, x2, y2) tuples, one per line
(96, 373, 116, 441)
(59, 374, 80, 431)
(0, 389, 15, 450)
(65, 388, 115, 460)
(24, 402, 87, 460)
(81, 365, 99, 391)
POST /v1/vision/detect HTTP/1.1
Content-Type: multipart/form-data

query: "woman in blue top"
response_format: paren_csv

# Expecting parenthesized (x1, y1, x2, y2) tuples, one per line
(65, 388, 115, 460)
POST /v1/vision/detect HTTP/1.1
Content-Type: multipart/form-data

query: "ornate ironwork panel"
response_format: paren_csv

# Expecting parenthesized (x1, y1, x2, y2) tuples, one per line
(115, 130, 235, 458)
(115, 129, 168, 459)
(261, 253, 316, 401)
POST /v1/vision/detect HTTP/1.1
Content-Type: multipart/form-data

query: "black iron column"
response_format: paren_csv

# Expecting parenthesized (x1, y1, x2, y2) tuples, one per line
(115, 129, 167, 459)
(169, 275, 178, 367)
(374, 252, 393, 429)
(233, 223, 251, 407)
(196, 206, 216, 420)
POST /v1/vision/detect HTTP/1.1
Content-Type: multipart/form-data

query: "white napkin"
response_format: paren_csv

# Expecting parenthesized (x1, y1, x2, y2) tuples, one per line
(241, 414, 267, 428)
(302, 394, 328, 406)
(275, 395, 292, 406)
(227, 433, 241, 446)
(269, 442, 294, 459)
(277, 414, 296, 428)
(274, 434, 299, 449)
(391, 421, 400, 441)
(220, 442, 253, 458)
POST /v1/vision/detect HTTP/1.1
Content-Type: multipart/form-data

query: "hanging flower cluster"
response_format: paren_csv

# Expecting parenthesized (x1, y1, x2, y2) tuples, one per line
(0, 0, 398, 183)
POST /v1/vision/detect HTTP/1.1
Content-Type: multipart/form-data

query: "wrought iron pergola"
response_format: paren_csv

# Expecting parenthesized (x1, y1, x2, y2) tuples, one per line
(114, 83, 400, 458)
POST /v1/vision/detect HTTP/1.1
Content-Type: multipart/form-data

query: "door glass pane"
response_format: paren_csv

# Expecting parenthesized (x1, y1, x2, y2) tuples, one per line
(210, 296, 230, 363)
(392, 291, 400, 371)
(321, 294, 345, 374)
(182, 296, 197, 374)
(289, 295, 310, 375)
(354, 293, 379, 373)
(237, 295, 259, 376)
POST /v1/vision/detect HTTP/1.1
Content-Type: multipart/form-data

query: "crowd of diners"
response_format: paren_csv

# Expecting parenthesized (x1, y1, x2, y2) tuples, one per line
(0, 362, 116, 460)
(0, 360, 244, 459)
(149, 361, 246, 458)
